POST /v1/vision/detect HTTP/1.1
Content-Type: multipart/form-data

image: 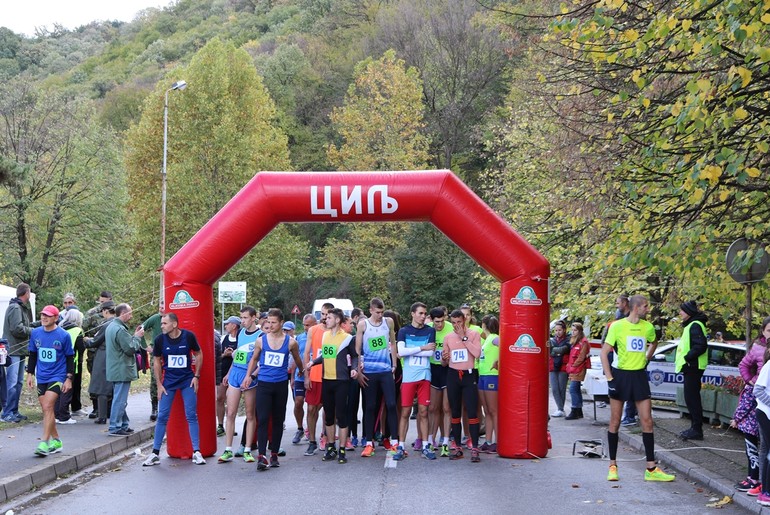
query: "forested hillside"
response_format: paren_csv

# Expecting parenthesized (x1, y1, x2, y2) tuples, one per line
(1, 0, 768, 338)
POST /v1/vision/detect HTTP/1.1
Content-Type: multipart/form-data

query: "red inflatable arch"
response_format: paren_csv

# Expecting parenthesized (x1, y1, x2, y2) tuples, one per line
(162, 170, 550, 459)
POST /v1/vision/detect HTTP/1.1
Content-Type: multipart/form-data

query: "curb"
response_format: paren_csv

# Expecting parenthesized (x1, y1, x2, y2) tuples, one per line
(0, 426, 153, 504)
(618, 428, 768, 514)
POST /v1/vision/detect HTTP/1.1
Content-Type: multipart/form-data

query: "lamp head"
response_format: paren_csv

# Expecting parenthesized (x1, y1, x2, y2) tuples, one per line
(171, 80, 187, 91)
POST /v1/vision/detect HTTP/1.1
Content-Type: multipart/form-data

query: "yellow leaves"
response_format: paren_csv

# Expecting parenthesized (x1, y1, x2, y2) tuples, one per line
(624, 28, 639, 42)
(691, 41, 703, 55)
(642, 97, 650, 108)
(732, 66, 752, 88)
(734, 107, 749, 119)
(631, 69, 645, 88)
(719, 190, 730, 202)
(671, 101, 683, 116)
(762, 13, 770, 24)
(757, 47, 770, 63)
(758, 141, 770, 153)
(681, 19, 692, 31)
(666, 17, 678, 30)
(696, 78, 711, 92)
(607, 112, 615, 122)
(699, 165, 722, 183)
(746, 167, 761, 178)
(691, 188, 705, 203)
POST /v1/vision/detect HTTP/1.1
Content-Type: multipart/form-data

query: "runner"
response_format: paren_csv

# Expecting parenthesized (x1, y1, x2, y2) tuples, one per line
(355, 298, 398, 458)
(306, 308, 358, 464)
(216, 315, 241, 437)
(142, 313, 205, 466)
(478, 315, 499, 453)
(25, 305, 74, 456)
(302, 302, 333, 456)
(600, 294, 675, 482)
(290, 315, 315, 445)
(442, 309, 482, 462)
(217, 306, 260, 464)
(428, 306, 453, 457)
(244, 308, 304, 471)
(394, 302, 436, 461)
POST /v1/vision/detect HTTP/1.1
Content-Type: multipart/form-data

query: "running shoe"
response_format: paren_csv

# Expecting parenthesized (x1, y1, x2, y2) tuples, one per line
(49, 438, 63, 454)
(449, 448, 464, 460)
(218, 450, 234, 463)
(143, 453, 160, 466)
(192, 451, 206, 465)
(304, 429, 309, 440)
(391, 446, 406, 461)
(422, 447, 437, 460)
(382, 438, 392, 450)
(320, 434, 328, 448)
(471, 448, 480, 463)
(620, 417, 636, 427)
(56, 418, 77, 425)
(480, 442, 490, 453)
(351, 436, 359, 448)
(736, 477, 756, 491)
(278, 448, 286, 456)
(257, 455, 269, 471)
(234, 445, 245, 457)
(338, 449, 347, 464)
(304, 442, 318, 456)
(758, 493, 770, 506)
(607, 465, 619, 481)
(361, 444, 375, 457)
(551, 410, 565, 417)
(34, 441, 50, 456)
(322, 445, 338, 462)
(243, 451, 256, 463)
(216, 425, 225, 437)
(345, 438, 355, 451)
(461, 435, 469, 446)
(449, 439, 458, 451)
(486, 443, 497, 454)
(412, 438, 422, 451)
(644, 467, 675, 482)
(292, 429, 303, 445)
(440, 444, 450, 457)
(748, 484, 762, 497)
(466, 439, 474, 450)
(270, 453, 280, 468)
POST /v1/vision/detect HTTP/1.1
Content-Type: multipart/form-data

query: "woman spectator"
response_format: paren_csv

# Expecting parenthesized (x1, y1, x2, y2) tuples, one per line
(548, 320, 571, 417)
(564, 322, 590, 420)
(478, 315, 499, 453)
(732, 316, 770, 495)
(748, 326, 770, 506)
(56, 308, 85, 424)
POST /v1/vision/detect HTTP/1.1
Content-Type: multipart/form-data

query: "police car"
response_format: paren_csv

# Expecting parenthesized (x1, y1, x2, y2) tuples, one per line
(584, 340, 745, 401)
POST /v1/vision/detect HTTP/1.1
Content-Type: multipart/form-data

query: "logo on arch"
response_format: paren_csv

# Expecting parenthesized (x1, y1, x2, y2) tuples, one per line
(509, 287, 542, 306)
(169, 290, 199, 310)
(508, 334, 541, 354)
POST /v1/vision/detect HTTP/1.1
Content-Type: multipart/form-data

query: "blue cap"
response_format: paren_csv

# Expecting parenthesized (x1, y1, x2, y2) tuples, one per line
(224, 316, 241, 326)
(282, 321, 295, 331)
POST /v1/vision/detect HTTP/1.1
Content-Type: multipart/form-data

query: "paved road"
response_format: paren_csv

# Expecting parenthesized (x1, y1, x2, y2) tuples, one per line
(5, 396, 750, 515)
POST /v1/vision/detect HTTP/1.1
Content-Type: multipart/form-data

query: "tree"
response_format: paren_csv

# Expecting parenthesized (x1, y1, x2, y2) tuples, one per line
(0, 78, 128, 299)
(125, 38, 308, 307)
(327, 49, 430, 170)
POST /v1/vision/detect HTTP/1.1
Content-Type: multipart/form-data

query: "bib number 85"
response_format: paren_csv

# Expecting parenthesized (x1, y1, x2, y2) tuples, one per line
(626, 336, 645, 352)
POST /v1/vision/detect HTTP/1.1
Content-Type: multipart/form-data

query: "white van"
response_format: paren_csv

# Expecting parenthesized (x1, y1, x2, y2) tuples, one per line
(312, 298, 354, 322)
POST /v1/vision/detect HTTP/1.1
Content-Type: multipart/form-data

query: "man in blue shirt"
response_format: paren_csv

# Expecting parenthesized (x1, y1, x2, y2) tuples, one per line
(25, 305, 74, 456)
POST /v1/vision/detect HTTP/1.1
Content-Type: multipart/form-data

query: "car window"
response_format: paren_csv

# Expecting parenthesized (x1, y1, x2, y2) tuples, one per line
(659, 345, 677, 363)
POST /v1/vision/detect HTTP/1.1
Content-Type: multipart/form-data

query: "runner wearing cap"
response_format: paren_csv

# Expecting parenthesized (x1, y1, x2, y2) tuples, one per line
(26, 305, 74, 456)
(216, 315, 241, 437)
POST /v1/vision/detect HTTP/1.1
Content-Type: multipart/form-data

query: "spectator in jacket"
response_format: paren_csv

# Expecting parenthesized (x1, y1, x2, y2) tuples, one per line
(548, 320, 571, 417)
(565, 322, 591, 420)
(105, 303, 145, 436)
(85, 301, 116, 424)
(56, 308, 85, 423)
(2, 283, 35, 423)
(676, 301, 709, 440)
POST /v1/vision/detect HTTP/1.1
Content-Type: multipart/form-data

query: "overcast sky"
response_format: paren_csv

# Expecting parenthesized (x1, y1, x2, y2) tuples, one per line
(2, 0, 174, 37)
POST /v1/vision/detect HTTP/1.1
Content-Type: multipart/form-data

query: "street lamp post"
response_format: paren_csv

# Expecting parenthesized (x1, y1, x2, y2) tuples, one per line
(160, 79, 187, 309)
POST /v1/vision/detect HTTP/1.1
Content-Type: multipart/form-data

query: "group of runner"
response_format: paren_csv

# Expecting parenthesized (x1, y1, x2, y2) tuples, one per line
(210, 298, 500, 468)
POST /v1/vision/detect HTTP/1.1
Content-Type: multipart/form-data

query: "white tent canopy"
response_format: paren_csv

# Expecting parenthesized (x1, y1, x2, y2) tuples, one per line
(0, 284, 37, 337)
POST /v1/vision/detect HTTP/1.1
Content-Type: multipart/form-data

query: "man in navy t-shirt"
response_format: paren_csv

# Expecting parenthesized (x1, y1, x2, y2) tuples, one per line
(26, 305, 74, 456)
(143, 313, 205, 466)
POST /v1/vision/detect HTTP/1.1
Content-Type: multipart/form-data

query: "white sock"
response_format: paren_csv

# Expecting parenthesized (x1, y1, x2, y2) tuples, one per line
(399, 441, 406, 448)
(225, 446, 231, 451)
(423, 441, 429, 449)
(427, 435, 434, 446)
(442, 437, 449, 445)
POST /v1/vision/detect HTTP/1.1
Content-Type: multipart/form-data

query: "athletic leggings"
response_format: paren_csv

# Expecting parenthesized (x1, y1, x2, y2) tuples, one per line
(322, 379, 349, 429)
(348, 379, 361, 437)
(447, 368, 480, 449)
(744, 431, 761, 482)
(363, 372, 398, 442)
(255, 380, 289, 456)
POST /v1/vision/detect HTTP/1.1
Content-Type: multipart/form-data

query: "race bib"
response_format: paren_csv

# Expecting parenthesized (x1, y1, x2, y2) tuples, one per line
(322, 344, 338, 359)
(168, 354, 188, 368)
(264, 351, 285, 367)
(367, 335, 387, 353)
(40, 348, 57, 363)
(409, 356, 427, 367)
(451, 349, 468, 363)
(233, 350, 248, 365)
(434, 350, 442, 361)
(626, 335, 645, 353)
